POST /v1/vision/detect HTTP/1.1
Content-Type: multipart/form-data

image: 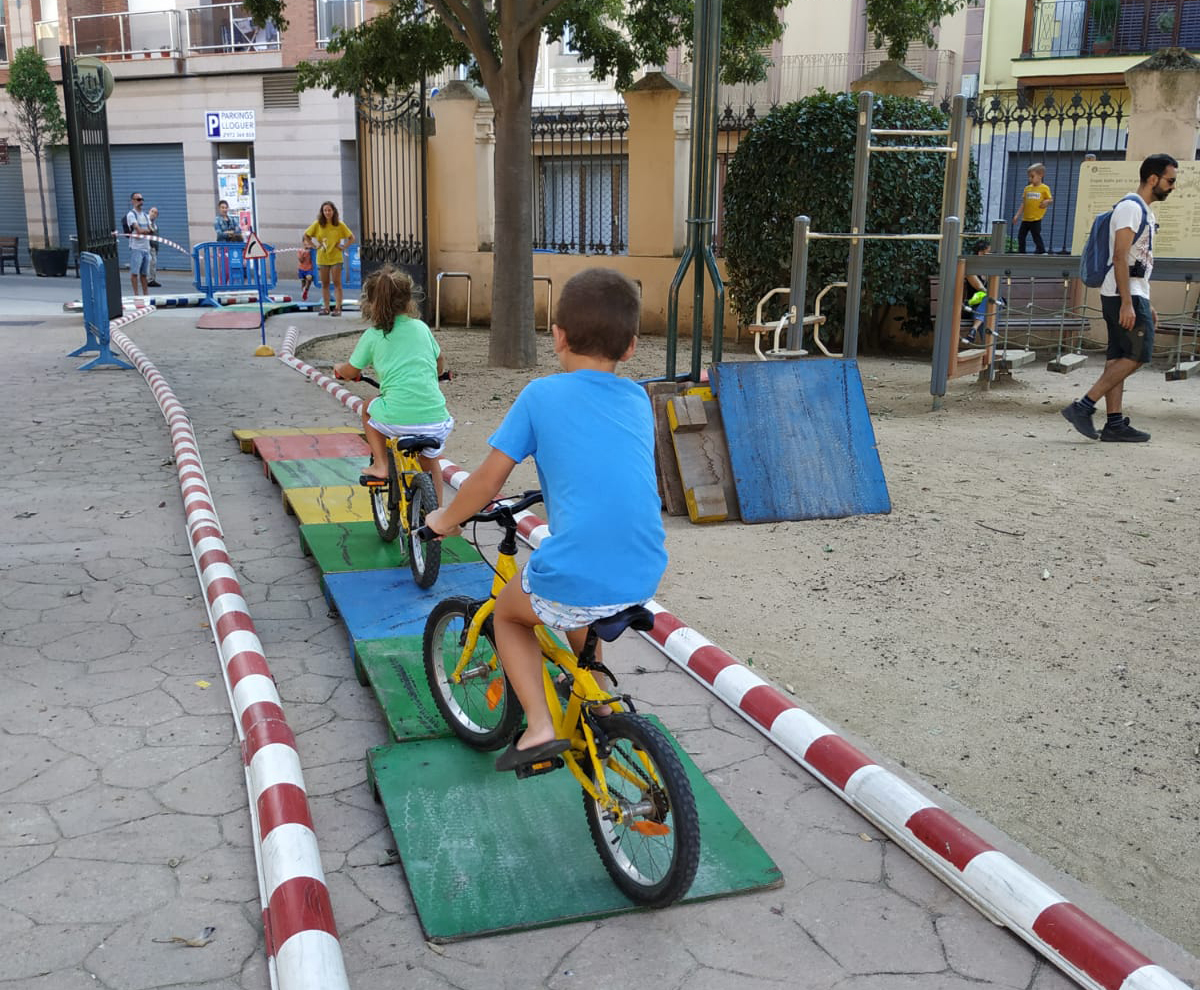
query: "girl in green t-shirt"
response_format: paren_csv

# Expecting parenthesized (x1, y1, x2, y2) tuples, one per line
(333, 267, 454, 506)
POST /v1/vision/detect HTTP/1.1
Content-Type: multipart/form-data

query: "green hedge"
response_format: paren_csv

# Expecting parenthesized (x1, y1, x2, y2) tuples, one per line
(722, 91, 981, 349)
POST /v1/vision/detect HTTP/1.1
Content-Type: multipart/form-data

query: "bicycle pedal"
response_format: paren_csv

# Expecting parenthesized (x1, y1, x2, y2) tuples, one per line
(514, 756, 564, 779)
(359, 474, 388, 488)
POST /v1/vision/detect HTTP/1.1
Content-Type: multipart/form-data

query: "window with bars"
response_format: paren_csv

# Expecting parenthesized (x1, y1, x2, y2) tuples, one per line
(531, 106, 629, 255)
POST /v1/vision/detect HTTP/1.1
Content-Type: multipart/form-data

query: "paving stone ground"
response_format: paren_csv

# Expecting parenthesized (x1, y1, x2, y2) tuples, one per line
(1, 290, 1196, 989)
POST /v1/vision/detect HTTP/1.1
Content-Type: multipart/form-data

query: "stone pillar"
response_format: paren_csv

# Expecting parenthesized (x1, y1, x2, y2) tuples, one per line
(1124, 48, 1200, 162)
(427, 81, 492, 253)
(622, 72, 688, 258)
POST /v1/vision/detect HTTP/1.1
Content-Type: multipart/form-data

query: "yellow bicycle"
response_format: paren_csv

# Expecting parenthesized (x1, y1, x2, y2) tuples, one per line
(359, 375, 441, 589)
(420, 490, 700, 906)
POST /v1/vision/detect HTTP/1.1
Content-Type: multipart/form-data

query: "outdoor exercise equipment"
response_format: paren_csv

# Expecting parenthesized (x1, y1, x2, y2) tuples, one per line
(1164, 277, 1199, 381)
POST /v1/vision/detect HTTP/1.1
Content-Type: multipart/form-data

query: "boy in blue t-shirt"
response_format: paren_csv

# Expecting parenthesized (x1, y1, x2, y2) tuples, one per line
(426, 268, 667, 772)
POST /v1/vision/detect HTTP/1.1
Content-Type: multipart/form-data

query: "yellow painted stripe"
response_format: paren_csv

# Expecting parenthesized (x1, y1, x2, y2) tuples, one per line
(282, 485, 373, 524)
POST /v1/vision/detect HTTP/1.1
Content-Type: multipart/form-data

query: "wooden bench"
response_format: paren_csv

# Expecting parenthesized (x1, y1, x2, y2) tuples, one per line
(0, 236, 19, 275)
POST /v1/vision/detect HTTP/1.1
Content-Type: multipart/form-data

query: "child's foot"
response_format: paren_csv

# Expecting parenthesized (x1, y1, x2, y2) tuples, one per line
(494, 733, 569, 772)
(358, 469, 389, 487)
(302, 286, 309, 300)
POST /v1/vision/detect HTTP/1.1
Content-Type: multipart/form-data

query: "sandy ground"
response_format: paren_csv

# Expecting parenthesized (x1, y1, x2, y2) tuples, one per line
(298, 324, 1200, 957)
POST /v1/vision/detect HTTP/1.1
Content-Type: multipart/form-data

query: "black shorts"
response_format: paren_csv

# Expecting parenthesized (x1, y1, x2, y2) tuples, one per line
(1101, 294, 1154, 364)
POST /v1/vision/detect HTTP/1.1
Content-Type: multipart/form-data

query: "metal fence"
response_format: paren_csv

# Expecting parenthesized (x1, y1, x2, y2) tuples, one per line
(531, 105, 629, 255)
(958, 90, 1127, 254)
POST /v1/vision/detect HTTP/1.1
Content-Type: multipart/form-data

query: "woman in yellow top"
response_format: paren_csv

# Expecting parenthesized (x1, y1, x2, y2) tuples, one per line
(302, 201, 355, 315)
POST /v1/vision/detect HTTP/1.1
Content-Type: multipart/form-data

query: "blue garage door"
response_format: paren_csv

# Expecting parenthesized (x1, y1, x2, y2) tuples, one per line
(0, 147, 32, 267)
(52, 143, 190, 270)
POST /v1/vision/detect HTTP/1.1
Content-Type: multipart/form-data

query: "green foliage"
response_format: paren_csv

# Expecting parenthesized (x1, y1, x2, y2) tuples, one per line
(4, 47, 67, 154)
(721, 91, 981, 348)
(4, 47, 68, 246)
(865, 0, 975, 62)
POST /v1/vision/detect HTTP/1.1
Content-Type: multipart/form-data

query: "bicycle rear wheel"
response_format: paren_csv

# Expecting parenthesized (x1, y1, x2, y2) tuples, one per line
(423, 596, 521, 750)
(370, 453, 401, 542)
(407, 472, 441, 588)
(583, 714, 700, 907)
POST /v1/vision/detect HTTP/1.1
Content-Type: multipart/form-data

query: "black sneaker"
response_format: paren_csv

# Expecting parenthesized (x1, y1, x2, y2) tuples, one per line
(1100, 417, 1150, 443)
(1061, 401, 1098, 439)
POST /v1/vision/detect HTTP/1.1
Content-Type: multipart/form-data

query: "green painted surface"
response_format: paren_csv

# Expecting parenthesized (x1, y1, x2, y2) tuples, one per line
(270, 457, 367, 489)
(355, 636, 450, 741)
(366, 715, 782, 942)
(300, 521, 481, 574)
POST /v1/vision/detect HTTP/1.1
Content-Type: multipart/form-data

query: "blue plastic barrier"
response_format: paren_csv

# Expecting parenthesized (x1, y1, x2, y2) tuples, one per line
(70, 252, 134, 371)
(192, 240, 278, 307)
(343, 243, 361, 290)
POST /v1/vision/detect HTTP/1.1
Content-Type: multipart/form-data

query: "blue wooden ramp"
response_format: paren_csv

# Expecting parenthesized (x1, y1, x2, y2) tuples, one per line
(709, 359, 890, 522)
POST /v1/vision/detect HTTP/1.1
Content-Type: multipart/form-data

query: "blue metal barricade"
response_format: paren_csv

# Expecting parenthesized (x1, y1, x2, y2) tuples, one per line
(192, 241, 278, 307)
(70, 252, 133, 370)
(343, 243, 361, 290)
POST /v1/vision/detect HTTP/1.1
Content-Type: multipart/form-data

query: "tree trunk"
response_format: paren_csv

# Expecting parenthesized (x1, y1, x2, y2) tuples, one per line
(34, 150, 50, 248)
(487, 39, 539, 369)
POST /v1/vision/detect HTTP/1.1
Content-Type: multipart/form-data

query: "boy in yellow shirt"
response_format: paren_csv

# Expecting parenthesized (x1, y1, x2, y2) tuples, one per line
(1011, 163, 1052, 254)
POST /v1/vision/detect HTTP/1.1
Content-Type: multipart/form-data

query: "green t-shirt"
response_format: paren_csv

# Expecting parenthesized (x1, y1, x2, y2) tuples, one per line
(349, 316, 448, 426)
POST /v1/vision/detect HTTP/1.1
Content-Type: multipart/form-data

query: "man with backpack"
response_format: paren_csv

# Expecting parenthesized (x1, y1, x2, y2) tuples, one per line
(124, 192, 152, 296)
(1063, 153, 1178, 443)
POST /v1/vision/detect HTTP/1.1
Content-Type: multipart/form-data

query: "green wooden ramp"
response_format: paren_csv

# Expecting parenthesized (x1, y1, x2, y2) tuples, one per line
(366, 715, 782, 942)
(300, 521, 481, 575)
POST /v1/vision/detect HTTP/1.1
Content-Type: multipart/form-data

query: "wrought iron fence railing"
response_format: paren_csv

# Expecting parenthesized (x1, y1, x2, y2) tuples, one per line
(531, 105, 630, 255)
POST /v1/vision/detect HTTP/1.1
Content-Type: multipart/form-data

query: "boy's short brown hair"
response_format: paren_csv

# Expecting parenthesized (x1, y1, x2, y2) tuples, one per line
(1028, 163, 1045, 176)
(554, 268, 640, 360)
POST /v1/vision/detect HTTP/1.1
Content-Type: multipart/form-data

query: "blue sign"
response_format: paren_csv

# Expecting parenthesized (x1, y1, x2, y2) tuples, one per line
(206, 112, 221, 138)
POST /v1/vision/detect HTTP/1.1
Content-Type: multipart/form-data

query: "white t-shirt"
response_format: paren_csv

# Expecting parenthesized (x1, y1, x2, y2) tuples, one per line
(126, 208, 151, 252)
(1100, 196, 1154, 298)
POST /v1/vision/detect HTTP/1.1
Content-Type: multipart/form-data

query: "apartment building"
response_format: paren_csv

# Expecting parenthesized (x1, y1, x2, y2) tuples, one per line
(0, 0, 364, 269)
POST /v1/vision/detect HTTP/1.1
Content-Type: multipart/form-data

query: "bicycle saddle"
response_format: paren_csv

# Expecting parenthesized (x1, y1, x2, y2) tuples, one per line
(391, 435, 441, 454)
(592, 605, 655, 642)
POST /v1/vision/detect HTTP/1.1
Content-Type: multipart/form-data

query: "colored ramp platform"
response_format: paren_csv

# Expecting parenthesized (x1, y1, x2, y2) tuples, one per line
(365, 716, 782, 942)
(323, 564, 494, 653)
(300, 521, 481, 575)
(251, 432, 370, 466)
(283, 485, 373, 524)
(233, 426, 363, 454)
(269, 456, 367, 489)
(710, 359, 891, 522)
(354, 636, 451, 741)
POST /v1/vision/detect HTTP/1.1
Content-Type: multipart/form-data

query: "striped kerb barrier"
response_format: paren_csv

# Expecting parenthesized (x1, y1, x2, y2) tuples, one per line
(279, 324, 1190, 990)
(113, 324, 349, 990)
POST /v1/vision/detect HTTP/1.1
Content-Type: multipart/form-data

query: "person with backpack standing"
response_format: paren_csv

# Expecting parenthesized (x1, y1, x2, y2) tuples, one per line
(124, 192, 152, 296)
(1062, 153, 1178, 443)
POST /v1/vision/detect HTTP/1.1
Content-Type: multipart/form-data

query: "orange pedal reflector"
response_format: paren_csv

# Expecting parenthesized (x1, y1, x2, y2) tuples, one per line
(486, 678, 504, 710)
(630, 820, 671, 836)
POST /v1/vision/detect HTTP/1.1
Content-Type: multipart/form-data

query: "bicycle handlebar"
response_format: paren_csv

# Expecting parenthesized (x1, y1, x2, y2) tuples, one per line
(413, 490, 543, 544)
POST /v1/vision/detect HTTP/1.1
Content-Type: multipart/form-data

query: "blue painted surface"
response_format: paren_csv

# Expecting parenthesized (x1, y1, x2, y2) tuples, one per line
(192, 241, 278, 307)
(710, 359, 890, 522)
(324, 564, 493, 652)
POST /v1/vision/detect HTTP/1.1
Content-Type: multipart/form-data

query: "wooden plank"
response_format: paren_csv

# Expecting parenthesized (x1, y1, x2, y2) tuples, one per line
(644, 382, 688, 517)
(233, 426, 363, 453)
(250, 433, 371, 471)
(282, 485, 373, 525)
(1165, 360, 1199, 381)
(666, 395, 739, 524)
(994, 348, 1037, 370)
(709, 359, 890, 522)
(1047, 352, 1088, 373)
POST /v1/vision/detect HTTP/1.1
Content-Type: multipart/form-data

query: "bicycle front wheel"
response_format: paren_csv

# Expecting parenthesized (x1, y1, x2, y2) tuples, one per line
(423, 596, 521, 750)
(583, 714, 700, 907)
(370, 454, 401, 543)
(407, 472, 441, 588)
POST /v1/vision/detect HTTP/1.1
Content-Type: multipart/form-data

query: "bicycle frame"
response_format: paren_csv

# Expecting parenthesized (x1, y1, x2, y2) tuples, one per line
(447, 543, 654, 821)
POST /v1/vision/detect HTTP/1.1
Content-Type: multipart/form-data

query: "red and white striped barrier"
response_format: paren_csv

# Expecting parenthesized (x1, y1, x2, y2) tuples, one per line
(112, 326, 349, 990)
(277, 326, 1189, 990)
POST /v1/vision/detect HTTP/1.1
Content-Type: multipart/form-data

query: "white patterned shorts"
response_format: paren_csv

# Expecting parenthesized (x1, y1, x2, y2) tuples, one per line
(365, 408, 454, 458)
(520, 567, 644, 632)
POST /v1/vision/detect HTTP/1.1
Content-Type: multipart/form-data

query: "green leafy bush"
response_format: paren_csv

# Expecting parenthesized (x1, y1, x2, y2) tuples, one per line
(722, 91, 981, 350)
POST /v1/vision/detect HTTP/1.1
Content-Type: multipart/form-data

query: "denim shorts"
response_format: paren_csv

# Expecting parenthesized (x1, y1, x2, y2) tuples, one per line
(1101, 294, 1154, 364)
(129, 249, 150, 277)
(520, 567, 644, 632)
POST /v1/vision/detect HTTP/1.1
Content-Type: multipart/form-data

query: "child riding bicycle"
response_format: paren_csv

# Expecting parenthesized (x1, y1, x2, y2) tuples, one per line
(425, 267, 668, 772)
(332, 265, 454, 507)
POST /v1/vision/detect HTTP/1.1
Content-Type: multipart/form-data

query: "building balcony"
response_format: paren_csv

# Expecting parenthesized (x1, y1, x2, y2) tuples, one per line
(1023, 0, 1200, 59)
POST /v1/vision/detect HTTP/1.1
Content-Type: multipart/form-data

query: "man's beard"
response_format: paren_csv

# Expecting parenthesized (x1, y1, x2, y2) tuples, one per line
(1153, 184, 1173, 202)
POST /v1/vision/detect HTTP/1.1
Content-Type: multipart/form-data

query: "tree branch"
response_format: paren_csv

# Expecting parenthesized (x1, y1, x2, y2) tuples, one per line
(431, 0, 499, 81)
(516, 0, 570, 42)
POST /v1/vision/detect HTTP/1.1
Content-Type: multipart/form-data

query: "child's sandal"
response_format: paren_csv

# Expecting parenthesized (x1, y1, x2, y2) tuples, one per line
(331, 308, 342, 316)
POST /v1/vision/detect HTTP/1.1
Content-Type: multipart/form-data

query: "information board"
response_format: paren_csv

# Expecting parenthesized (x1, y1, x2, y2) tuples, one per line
(1070, 160, 1200, 258)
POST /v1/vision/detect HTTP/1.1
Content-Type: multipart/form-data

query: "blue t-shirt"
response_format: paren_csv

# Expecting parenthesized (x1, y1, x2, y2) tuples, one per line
(489, 370, 667, 607)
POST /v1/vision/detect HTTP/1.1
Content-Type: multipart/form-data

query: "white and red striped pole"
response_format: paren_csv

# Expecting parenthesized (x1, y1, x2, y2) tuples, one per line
(114, 326, 349, 990)
(278, 326, 1189, 990)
